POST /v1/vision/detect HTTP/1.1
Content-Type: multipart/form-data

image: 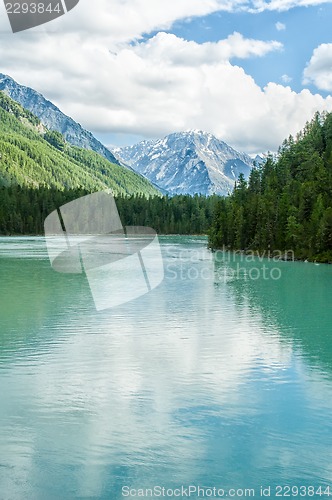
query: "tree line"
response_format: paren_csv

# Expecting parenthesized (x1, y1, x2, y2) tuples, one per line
(209, 112, 332, 263)
(0, 186, 220, 235)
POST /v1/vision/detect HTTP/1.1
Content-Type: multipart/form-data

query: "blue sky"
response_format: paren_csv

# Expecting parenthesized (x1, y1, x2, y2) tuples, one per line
(1, 0, 332, 153)
(169, 4, 332, 95)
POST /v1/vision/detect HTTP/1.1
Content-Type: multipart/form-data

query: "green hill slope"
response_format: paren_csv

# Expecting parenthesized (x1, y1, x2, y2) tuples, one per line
(0, 92, 159, 196)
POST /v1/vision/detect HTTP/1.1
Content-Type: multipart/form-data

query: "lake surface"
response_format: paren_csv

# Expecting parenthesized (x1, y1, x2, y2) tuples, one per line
(1, 236, 332, 499)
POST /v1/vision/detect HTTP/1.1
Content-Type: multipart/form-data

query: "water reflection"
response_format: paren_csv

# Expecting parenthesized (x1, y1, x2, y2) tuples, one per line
(213, 250, 332, 374)
(1, 237, 332, 498)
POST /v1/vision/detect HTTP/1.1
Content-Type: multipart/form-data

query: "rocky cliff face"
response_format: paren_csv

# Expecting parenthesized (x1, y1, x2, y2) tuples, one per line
(0, 73, 120, 165)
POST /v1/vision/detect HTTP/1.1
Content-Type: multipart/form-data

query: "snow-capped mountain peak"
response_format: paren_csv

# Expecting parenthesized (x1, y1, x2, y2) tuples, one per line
(112, 131, 254, 196)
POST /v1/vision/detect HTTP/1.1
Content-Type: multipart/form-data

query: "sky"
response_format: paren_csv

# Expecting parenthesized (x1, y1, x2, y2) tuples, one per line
(0, 0, 332, 154)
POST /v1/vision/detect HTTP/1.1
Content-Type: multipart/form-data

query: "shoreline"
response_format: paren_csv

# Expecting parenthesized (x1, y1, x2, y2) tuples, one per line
(0, 233, 209, 238)
(209, 246, 332, 265)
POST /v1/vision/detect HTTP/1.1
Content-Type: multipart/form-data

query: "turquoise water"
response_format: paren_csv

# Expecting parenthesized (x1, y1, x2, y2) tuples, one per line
(1, 236, 332, 499)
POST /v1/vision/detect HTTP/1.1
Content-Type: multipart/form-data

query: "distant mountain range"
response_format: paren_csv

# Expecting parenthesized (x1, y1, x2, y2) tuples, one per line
(113, 131, 255, 196)
(0, 91, 159, 196)
(0, 73, 119, 166)
(0, 73, 259, 197)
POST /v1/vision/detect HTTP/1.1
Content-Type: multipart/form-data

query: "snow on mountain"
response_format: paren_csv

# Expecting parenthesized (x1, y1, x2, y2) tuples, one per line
(112, 130, 254, 196)
(0, 73, 120, 165)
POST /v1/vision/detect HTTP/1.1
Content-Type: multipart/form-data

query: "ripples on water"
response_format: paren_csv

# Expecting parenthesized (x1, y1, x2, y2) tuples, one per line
(1, 236, 332, 499)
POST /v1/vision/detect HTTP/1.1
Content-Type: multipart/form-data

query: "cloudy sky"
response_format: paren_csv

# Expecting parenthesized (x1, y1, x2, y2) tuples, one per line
(1, 0, 332, 153)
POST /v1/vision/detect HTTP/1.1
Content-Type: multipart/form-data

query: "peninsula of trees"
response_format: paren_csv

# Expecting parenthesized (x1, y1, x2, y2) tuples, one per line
(209, 112, 332, 263)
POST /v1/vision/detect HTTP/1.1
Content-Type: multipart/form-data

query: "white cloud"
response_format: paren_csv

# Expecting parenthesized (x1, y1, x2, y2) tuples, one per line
(133, 32, 282, 65)
(1, 31, 331, 154)
(0, 0, 233, 41)
(0, 0, 329, 39)
(275, 21, 286, 30)
(0, 1, 331, 153)
(303, 43, 332, 91)
(281, 74, 292, 83)
(247, 0, 332, 12)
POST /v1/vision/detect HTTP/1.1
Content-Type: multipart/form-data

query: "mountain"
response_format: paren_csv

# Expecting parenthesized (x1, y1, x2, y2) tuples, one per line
(113, 130, 254, 196)
(0, 73, 119, 166)
(254, 154, 264, 165)
(0, 91, 160, 196)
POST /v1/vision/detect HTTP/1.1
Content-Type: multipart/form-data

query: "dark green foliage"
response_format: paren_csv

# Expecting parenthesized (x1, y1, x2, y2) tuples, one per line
(44, 130, 66, 151)
(208, 112, 332, 263)
(116, 193, 219, 234)
(0, 91, 40, 126)
(0, 187, 219, 235)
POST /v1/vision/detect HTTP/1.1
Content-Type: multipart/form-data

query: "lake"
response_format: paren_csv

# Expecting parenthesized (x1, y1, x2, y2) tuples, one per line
(1, 236, 332, 499)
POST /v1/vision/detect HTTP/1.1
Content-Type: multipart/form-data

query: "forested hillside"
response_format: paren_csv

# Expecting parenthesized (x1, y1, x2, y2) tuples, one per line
(209, 112, 332, 263)
(0, 187, 218, 235)
(0, 73, 120, 165)
(0, 92, 159, 196)
(0, 91, 220, 236)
